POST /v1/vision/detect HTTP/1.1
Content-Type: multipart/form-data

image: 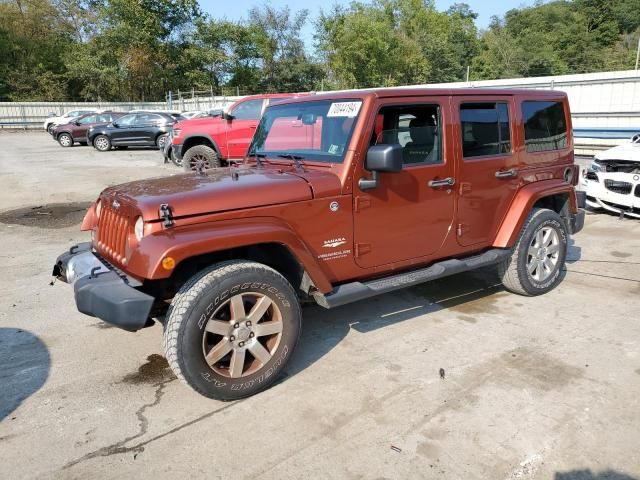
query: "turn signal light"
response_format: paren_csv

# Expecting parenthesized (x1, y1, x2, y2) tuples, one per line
(162, 257, 176, 270)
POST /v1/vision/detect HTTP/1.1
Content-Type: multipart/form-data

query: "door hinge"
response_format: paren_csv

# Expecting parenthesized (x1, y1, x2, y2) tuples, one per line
(354, 196, 371, 213)
(459, 182, 472, 195)
(355, 243, 372, 257)
(457, 223, 470, 237)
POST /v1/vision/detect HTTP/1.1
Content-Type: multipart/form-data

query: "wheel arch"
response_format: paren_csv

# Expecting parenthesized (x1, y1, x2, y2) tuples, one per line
(133, 218, 333, 298)
(182, 134, 222, 158)
(493, 180, 577, 248)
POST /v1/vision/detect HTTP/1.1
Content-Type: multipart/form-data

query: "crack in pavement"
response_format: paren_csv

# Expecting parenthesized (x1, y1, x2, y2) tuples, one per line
(62, 380, 242, 470)
(63, 378, 176, 469)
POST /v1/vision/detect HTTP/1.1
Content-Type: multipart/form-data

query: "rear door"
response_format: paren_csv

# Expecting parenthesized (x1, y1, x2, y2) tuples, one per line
(226, 99, 265, 158)
(353, 97, 455, 268)
(452, 96, 519, 247)
(110, 114, 138, 144)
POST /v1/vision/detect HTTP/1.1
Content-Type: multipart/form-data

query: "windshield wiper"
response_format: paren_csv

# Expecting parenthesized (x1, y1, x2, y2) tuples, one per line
(277, 154, 305, 170)
(248, 152, 267, 167)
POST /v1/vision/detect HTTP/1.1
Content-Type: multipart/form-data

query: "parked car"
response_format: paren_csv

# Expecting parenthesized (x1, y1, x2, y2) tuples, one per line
(52, 112, 126, 147)
(162, 93, 309, 169)
(87, 111, 181, 152)
(579, 134, 640, 218)
(53, 88, 585, 400)
(44, 108, 101, 134)
(180, 111, 209, 119)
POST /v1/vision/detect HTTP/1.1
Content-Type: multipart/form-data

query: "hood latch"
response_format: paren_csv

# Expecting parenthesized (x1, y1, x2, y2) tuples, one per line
(159, 204, 174, 227)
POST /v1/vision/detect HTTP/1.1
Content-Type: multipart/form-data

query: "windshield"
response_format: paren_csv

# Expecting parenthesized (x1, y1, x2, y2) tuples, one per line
(248, 99, 362, 163)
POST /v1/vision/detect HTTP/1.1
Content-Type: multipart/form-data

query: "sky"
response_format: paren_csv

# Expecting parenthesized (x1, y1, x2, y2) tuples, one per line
(197, 0, 540, 49)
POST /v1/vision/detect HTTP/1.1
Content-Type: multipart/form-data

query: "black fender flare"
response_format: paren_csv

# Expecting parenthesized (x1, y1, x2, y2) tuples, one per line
(181, 133, 223, 158)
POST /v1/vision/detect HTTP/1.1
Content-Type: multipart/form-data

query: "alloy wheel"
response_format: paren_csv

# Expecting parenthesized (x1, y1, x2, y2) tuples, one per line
(59, 134, 72, 147)
(95, 137, 109, 151)
(202, 292, 283, 378)
(526, 226, 560, 282)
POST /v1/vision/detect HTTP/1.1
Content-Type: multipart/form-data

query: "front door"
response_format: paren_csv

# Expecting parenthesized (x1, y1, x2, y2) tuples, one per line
(353, 99, 455, 269)
(110, 113, 138, 144)
(226, 99, 265, 158)
(453, 97, 519, 247)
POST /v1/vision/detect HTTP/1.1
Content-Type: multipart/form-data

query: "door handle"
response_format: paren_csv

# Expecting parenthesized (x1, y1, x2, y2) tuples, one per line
(428, 177, 455, 188)
(495, 168, 517, 178)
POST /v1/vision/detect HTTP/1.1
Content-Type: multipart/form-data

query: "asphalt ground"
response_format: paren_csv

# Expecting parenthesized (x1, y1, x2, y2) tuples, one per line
(1, 132, 639, 480)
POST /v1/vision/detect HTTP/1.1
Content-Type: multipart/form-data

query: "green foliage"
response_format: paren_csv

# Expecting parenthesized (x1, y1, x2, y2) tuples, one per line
(0, 0, 639, 100)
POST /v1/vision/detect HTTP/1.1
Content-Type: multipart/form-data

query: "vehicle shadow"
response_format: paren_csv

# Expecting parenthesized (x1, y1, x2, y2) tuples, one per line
(555, 469, 637, 480)
(566, 237, 583, 264)
(0, 328, 50, 421)
(286, 267, 504, 378)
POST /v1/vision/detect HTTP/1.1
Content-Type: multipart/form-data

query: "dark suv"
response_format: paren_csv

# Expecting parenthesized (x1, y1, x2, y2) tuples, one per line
(88, 112, 180, 152)
(52, 112, 125, 147)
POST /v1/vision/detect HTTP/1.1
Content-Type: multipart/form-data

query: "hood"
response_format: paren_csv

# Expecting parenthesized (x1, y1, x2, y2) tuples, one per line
(596, 141, 640, 163)
(101, 166, 323, 221)
(175, 116, 225, 130)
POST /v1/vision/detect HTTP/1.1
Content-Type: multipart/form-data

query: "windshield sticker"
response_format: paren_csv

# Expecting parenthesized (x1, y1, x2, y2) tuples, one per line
(327, 101, 362, 118)
(327, 144, 343, 155)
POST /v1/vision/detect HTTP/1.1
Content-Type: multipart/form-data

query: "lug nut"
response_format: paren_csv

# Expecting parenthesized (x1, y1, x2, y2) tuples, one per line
(229, 335, 235, 341)
(234, 323, 239, 328)
(249, 332, 254, 338)
(239, 341, 245, 347)
(246, 320, 252, 327)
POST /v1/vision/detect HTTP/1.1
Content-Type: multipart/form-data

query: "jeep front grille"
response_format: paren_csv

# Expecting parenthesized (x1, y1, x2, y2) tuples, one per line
(604, 179, 632, 195)
(96, 206, 129, 264)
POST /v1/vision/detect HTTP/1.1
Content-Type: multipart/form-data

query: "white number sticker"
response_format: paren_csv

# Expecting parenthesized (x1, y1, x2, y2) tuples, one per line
(327, 102, 362, 118)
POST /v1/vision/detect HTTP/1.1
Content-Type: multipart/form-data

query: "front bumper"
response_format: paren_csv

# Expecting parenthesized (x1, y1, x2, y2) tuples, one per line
(53, 243, 154, 332)
(579, 170, 640, 218)
(171, 143, 184, 160)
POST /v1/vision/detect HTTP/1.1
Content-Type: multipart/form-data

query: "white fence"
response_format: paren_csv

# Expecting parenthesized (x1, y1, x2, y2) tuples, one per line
(419, 70, 640, 155)
(0, 97, 241, 129)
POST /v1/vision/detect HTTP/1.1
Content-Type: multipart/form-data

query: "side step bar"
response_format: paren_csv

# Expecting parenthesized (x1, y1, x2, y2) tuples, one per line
(313, 248, 511, 309)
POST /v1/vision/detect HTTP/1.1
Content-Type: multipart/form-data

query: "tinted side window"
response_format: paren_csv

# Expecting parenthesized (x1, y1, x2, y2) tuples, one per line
(78, 115, 96, 124)
(231, 99, 264, 120)
(117, 114, 136, 126)
(375, 104, 442, 165)
(522, 101, 567, 152)
(460, 103, 511, 158)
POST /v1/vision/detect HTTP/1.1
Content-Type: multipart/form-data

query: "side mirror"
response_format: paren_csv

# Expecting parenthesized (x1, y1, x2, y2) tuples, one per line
(112, 122, 119, 128)
(73, 120, 80, 126)
(301, 113, 316, 125)
(359, 144, 403, 191)
(223, 112, 234, 121)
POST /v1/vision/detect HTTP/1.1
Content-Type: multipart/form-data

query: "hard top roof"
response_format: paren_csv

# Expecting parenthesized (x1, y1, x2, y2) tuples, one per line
(269, 86, 566, 105)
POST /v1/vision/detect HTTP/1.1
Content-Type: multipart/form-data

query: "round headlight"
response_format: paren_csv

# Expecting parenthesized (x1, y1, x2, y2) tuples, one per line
(95, 200, 102, 218)
(134, 216, 144, 242)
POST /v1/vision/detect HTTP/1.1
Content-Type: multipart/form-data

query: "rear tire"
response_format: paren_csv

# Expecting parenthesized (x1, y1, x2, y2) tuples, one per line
(164, 260, 301, 400)
(93, 135, 111, 152)
(182, 145, 220, 172)
(57, 133, 73, 147)
(498, 208, 568, 296)
(46, 124, 54, 135)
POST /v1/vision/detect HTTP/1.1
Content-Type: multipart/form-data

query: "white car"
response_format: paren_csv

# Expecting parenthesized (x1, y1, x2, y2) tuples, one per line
(44, 108, 102, 134)
(180, 110, 209, 119)
(580, 134, 640, 218)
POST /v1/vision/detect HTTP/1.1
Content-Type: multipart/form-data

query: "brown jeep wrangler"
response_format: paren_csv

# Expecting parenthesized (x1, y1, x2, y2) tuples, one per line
(53, 88, 586, 400)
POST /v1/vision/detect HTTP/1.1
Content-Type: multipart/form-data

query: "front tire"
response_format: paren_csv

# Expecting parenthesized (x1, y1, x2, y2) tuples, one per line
(164, 261, 301, 400)
(498, 208, 568, 296)
(57, 133, 73, 147)
(182, 145, 220, 172)
(93, 135, 111, 152)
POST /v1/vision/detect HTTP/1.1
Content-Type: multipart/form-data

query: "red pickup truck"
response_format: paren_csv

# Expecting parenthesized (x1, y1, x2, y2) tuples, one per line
(163, 93, 309, 170)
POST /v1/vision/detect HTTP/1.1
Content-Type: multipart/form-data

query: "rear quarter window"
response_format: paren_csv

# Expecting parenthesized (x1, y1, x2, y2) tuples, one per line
(522, 101, 568, 152)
